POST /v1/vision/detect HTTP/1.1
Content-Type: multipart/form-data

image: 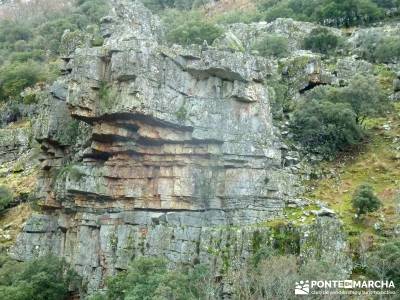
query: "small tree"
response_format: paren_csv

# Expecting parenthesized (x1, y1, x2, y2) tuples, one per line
(291, 99, 364, 156)
(0, 256, 79, 300)
(163, 10, 223, 46)
(352, 184, 381, 217)
(303, 27, 339, 54)
(366, 239, 400, 287)
(373, 36, 400, 63)
(106, 257, 216, 300)
(339, 75, 388, 125)
(231, 255, 299, 300)
(252, 34, 289, 58)
(0, 186, 12, 212)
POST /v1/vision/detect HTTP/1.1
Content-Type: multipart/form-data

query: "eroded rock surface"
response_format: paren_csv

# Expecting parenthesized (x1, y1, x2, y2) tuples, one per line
(12, 0, 350, 293)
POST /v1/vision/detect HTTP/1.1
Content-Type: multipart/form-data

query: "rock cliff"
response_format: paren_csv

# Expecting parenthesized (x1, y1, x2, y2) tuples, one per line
(10, 0, 350, 293)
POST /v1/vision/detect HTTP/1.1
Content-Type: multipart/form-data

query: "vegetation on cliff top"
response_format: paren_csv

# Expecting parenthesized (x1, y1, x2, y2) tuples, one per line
(0, 0, 109, 102)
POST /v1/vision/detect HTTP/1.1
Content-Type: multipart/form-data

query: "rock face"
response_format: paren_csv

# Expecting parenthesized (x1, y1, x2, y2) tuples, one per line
(0, 126, 31, 165)
(11, 0, 350, 293)
(214, 18, 341, 53)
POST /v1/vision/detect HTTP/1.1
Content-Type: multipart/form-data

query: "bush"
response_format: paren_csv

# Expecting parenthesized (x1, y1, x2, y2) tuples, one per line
(252, 34, 289, 58)
(105, 257, 217, 300)
(143, 0, 211, 12)
(339, 75, 388, 124)
(366, 239, 400, 287)
(214, 10, 263, 25)
(291, 100, 364, 156)
(162, 10, 223, 45)
(303, 27, 339, 54)
(317, 0, 383, 27)
(0, 186, 13, 212)
(352, 184, 381, 217)
(232, 254, 346, 299)
(0, 61, 47, 101)
(304, 76, 389, 125)
(258, 0, 386, 27)
(0, 255, 79, 300)
(0, 0, 110, 104)
(373, 36, 400, 63)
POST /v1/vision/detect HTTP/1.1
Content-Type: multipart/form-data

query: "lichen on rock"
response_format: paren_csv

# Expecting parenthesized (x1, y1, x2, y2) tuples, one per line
(9, 0, 351, 294)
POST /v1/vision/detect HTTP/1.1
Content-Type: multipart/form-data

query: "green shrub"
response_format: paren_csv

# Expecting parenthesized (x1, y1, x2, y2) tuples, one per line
(105, 257, 216, 300)
(214, 10, 263, 25)
(352, 184, 381, 217)
(0, 22, 33, 44)
(304, 75, 389, 125)
(232, 254, 345, 299)
(270, 80, 290, 119)
(143, 0, 211, 12)
(372, 0, 400, 9)
(75, 0, 110, 24)
(291, 100, 364, 156)
(252, 34, 289, 58)
(316, 0, 383, 27)
(373, 36, 400, 63)
(338, 75, 388, 124)
(0, 61, 47, 101)
(303, 28, 339, 54)
(0, 186, 13, 212)
(0, 256, 79, 300)
(366, 239, 400, 287)
(0, 0, 110, 104)
(258, 0, 386, 27)
(162, 10, 223, 45)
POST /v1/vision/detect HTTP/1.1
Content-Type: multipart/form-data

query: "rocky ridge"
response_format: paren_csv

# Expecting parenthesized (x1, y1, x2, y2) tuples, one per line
(8, 0, 350, 294)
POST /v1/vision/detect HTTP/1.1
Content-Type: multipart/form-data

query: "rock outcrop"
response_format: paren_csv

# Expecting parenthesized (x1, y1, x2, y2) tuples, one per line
(214, 18, 342, 53)
(11, 0, 350, 293)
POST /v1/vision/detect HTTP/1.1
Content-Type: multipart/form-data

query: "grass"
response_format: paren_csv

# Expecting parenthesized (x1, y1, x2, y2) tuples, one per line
(262, 204, 321, 228)
(305, 103, 400, 240)
(0, 203, 32, 248)
(0, 164, 38, 198)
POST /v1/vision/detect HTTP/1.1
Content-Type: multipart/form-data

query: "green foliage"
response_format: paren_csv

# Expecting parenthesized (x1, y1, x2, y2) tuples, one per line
(98, 81, 118, 111)
(373, 36, 400, 63)
(214, 10, 263, 25)
(337, 75, 388, 124)
(0, 0, 110, 103)
(303, 27, 339, 54)
(232, 254, 344, 299)
(105, 257, 216, 300)
(366, 239, 400, 287)
(304, 75, 389, 125)
(291, 100, 364, 156)
(0, 186, 13, 212)
(143, 0, 211, 12)
(269, 80, 290, 119)
(0, 61, 48, 101)
(143, 0, 176, 12)
(162, 10, 223, 45)
(0, 255, 79, 300)
(356, 32, 400, 63)
(272, 226, 301, 256)
(352, 183, 381, 216)
(176, 102, 188, 121)
(317, 0, 383, 27)
(252, 34, 289, 58)
(372, 0, 400, 8)
(258, 0, 389, 27)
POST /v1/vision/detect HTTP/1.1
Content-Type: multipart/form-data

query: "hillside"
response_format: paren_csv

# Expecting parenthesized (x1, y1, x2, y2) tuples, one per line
(0, 0, 399, 299)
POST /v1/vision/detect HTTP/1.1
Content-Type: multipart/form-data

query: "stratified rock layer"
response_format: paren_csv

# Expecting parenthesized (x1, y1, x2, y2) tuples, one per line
(12, 0, 349, 292)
